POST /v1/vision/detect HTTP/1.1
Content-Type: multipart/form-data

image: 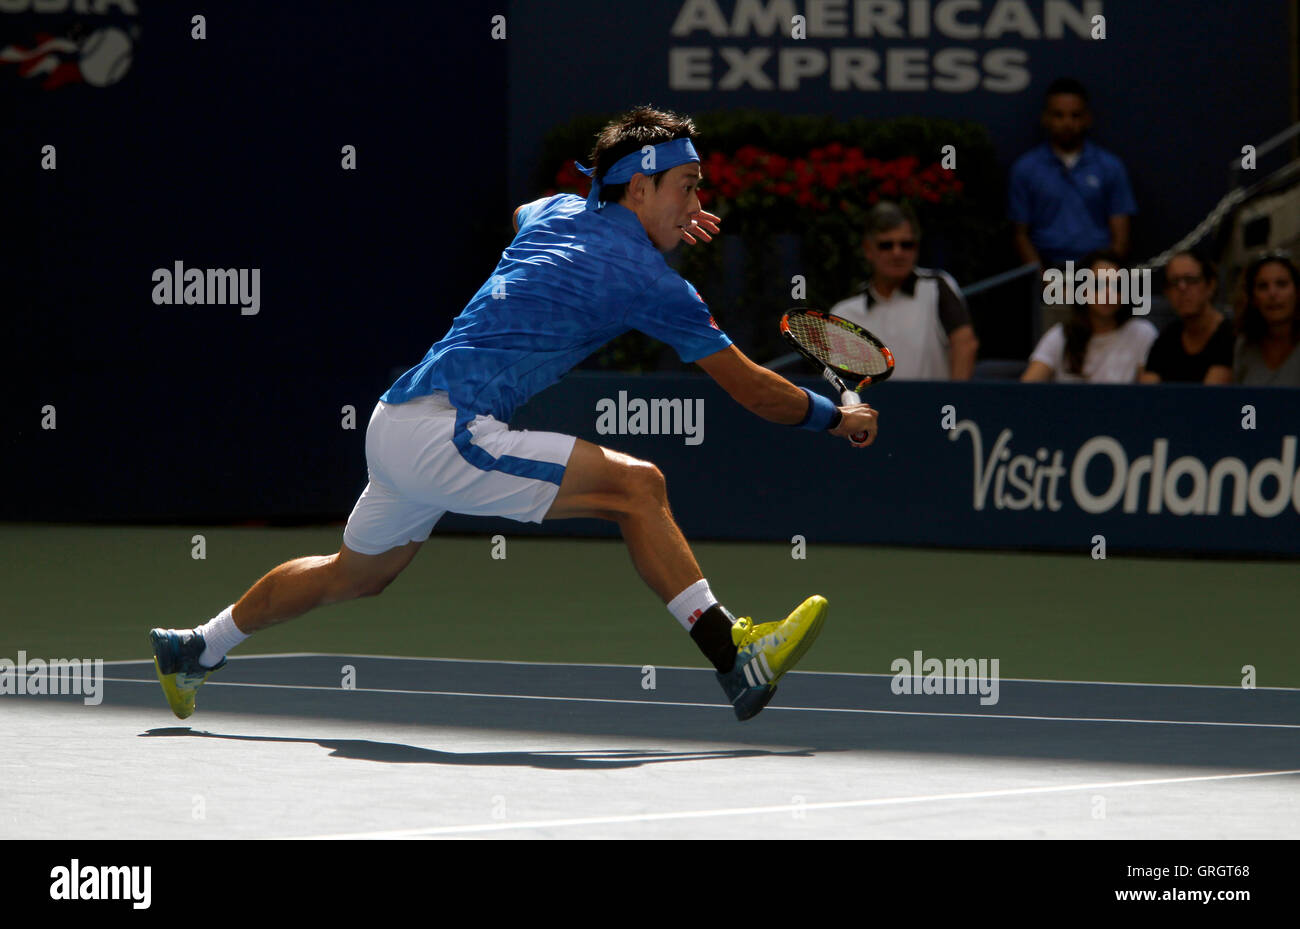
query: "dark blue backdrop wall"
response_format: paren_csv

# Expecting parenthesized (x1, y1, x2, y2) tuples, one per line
(3, 1, 508, 518)
(507, 0, 1293, 263)
(16, 361, 1300, 558)
(454, 375, 1300, 558)
(4, 2, 1297, 560)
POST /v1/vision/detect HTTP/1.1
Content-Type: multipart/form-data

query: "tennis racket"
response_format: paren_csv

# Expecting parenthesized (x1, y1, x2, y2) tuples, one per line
(779, 308, 895, 446)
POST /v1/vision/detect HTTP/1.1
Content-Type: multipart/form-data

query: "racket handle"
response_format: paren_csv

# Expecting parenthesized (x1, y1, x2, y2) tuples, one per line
(840, 389, 868, 445)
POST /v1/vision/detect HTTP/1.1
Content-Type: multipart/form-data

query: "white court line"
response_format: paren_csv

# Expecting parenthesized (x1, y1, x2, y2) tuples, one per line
(97, 677, 1300, 729)
(100, 654, 1300, 692)
(100, 654, 320, 666)
(287, 767, 1300, 839)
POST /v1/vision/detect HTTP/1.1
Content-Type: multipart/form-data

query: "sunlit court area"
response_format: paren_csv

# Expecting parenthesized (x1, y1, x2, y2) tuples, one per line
(3, 0, 1298, 878)
(4, 517, 1299, 841)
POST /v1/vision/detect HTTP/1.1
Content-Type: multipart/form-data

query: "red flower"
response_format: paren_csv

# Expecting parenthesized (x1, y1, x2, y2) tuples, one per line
(814, 165, 833, 189)
(842, 148, 869, 177)
(609, 140, 962, 220)
(553, 160, 591, 197)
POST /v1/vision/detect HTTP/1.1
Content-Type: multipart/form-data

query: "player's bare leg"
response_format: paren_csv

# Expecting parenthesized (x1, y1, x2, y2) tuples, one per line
(544, 437, 827, 720)
(148, 540, 421, 719)
(545, 438, 737, 676)
(544, 439, 701, 602)
(231, 540, 423, 633)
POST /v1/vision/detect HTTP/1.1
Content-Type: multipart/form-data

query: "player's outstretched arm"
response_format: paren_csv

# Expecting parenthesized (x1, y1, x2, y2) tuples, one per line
(696, 346, 878, 445)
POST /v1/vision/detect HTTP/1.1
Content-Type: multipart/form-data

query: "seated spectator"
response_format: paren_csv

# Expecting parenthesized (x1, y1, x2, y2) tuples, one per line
(829, 201, 978, 380)
(1234, 252, 1300, 386)
(1010, 77, 1137, 270)
(1022, 250, 1157, 383)
(1140, 251, 1233, 384)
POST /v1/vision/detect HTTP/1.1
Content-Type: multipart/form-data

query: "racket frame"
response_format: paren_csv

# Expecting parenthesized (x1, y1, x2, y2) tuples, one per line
(780, 308, 894, 447)
(779, 308, 896, 387)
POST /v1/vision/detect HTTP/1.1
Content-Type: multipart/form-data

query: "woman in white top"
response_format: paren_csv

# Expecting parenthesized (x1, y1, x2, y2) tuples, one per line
(1021, 249, 1158, 383)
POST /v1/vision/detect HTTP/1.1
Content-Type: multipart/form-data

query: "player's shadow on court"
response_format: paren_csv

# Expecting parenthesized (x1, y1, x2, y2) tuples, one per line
(140, 727, 816, 769)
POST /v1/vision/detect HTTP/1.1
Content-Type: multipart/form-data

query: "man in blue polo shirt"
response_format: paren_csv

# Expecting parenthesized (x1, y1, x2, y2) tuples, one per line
(1010, 77, 1137, 269)
(148, 106, 880, 723)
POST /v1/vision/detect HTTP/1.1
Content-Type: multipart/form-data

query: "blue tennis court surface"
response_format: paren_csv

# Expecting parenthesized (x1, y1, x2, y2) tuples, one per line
(3, 655, 1296, 839)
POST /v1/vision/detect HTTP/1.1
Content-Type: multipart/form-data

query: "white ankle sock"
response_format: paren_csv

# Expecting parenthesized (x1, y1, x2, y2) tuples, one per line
(666, 579, 718, 632)
(196, 605, 247, 667)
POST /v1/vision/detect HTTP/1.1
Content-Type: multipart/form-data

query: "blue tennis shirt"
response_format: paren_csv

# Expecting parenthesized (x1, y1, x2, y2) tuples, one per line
(381, 194, 732, 421)
(1007, 141, 1137, 265)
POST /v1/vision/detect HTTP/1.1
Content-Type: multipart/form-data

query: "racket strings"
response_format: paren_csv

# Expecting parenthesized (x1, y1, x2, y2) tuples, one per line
(786, 314, 890, 376)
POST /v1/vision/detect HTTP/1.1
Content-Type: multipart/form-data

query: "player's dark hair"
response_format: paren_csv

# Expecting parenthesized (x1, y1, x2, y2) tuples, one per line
(1044, 77, 1089, 107)
(862, 200, 922, 242)
(1235, 251, 1300, 345)
(588, 105, 699, 205)
(1063, 249, 1131, 376)
(1161, 249, 1218, 289)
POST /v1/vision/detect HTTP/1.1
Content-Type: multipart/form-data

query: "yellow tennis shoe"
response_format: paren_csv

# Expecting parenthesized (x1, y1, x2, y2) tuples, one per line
(715, 595, 828, 721)
(149, 628, 226, 720)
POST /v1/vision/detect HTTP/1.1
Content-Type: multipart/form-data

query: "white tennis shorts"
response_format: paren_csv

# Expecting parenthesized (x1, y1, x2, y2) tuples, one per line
(342, 392, 577, 556)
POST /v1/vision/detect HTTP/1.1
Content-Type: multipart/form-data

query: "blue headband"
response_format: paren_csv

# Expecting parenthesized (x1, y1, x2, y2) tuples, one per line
(575, 138, 700, 211)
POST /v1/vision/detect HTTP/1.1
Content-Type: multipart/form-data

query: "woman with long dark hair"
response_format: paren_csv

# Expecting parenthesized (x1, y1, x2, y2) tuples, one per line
(1022, 250, 1158, 382)
(1234, 252, 1300, 386)
(1139, 251, 1233, 383)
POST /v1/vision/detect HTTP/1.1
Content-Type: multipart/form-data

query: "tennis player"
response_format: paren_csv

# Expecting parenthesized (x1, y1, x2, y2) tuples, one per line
(150, 106, 879, 722)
